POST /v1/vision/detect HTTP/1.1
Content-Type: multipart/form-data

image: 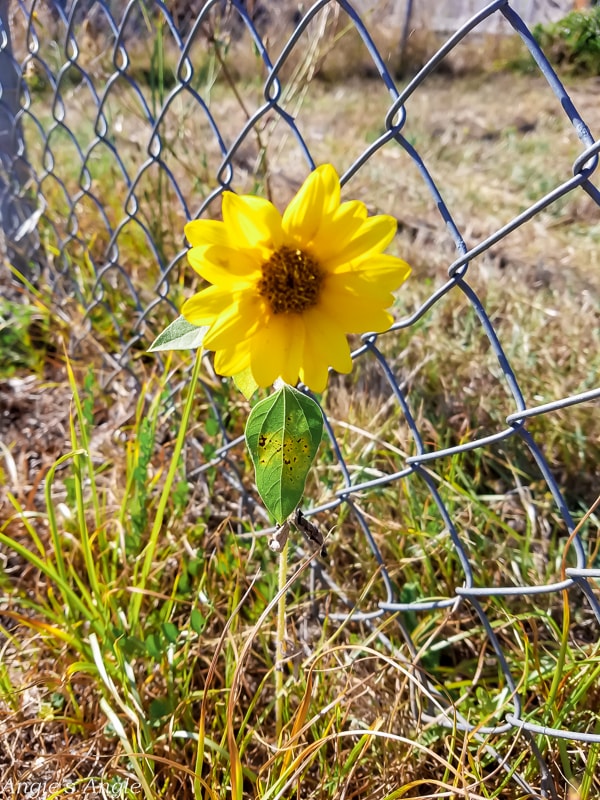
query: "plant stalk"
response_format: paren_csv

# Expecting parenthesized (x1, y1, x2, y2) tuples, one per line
(275, 539, 289, 743)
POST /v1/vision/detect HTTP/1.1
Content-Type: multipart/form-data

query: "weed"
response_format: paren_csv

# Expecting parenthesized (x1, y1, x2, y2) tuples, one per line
(534, 7, 600, 76)
(0, 296, 52, 377)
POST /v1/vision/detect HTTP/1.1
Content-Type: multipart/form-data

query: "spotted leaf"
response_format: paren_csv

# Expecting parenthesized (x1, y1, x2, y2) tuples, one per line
(245, 385, 323, 524)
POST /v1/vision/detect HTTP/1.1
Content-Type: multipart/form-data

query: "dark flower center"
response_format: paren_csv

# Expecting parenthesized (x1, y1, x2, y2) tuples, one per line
(257, 246, 324, 315)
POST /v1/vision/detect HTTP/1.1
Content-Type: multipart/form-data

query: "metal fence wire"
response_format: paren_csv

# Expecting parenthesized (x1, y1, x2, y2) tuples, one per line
(2, 0, 600, 797)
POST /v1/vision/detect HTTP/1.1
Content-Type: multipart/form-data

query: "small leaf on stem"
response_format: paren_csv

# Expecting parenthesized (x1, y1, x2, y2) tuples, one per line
(148, 316, 208, 352)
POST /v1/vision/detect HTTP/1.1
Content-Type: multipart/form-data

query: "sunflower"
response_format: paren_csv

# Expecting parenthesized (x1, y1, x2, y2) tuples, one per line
(182, 164, 411, 392)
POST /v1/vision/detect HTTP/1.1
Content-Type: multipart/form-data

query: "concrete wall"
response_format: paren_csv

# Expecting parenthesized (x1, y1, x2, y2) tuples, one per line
(403, 0, 583, 33)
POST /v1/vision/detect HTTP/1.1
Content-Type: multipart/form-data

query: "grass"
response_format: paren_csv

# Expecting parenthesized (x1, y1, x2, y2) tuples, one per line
(2, 6, 600, 799)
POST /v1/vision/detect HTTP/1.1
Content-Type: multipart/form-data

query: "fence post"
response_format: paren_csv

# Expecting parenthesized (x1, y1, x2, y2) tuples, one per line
(397, 0, 414, 73)
(0, 0, 38, 280)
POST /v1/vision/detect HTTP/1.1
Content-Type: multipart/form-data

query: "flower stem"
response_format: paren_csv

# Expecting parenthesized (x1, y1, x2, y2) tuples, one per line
(275, 539, 289, 743)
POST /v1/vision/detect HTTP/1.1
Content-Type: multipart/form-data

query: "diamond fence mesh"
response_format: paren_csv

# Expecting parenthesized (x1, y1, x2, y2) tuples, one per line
(1, 0, 600, 797)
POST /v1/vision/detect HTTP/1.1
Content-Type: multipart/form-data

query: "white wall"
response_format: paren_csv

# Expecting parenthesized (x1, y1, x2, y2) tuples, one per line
(355, 0, 581, 34)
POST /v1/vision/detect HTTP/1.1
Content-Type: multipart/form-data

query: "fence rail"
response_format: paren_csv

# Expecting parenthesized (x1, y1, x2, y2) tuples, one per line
(2, 1, 600, 797)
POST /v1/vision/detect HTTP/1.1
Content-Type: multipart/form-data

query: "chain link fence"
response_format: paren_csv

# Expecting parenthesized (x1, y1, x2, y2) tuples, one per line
(2, 0, 600, 797)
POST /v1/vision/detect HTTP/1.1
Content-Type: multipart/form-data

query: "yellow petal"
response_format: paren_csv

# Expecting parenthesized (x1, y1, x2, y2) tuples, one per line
(282, 164, 341, 244)
(314, 164, 341, 216)
(339, 199, 368, 220)
(308, 200, 367, 264)
(181, 285, 234, 325)
(318, 291, 393, 334)
(185, 219, 230, 248)
(332, 252, 411, 280)
(299, 309, 352, 391)
(222, 192, 283, 251)
(322, 214, 398, 270)
(298, 362, 328, 394)
(279, 315, 305, 386)
(327, 255, 411, 295)
(203, 293, 263, 349)
(250, 314, 304, 388)
(326, 273, 396, 304)
(187, 244, 261, 285)
(214, 344, 251, 377)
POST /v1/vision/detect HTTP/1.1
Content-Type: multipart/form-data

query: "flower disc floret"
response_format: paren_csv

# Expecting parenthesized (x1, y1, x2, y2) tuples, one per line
(182, 164, 411, 392)
(258, 247, 324, 315)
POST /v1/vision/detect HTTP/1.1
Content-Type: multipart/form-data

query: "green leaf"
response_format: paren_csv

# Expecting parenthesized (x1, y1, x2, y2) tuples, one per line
(149, 696, 174, 722)
(190, 608, 206, 634)
(145, 632, 163, 659)
(177, 569, 190, 594)
(245, 385, 323, 524)
(162, 621, 179, 643)
(205, 416, 219, 436)
(233, 366, 259, 400)
(188, 556, 203, 577)
(148, 316, 208, 352)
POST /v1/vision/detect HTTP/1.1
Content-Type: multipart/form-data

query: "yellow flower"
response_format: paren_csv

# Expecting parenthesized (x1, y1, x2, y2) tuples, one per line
(181, 164, 411, 392)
